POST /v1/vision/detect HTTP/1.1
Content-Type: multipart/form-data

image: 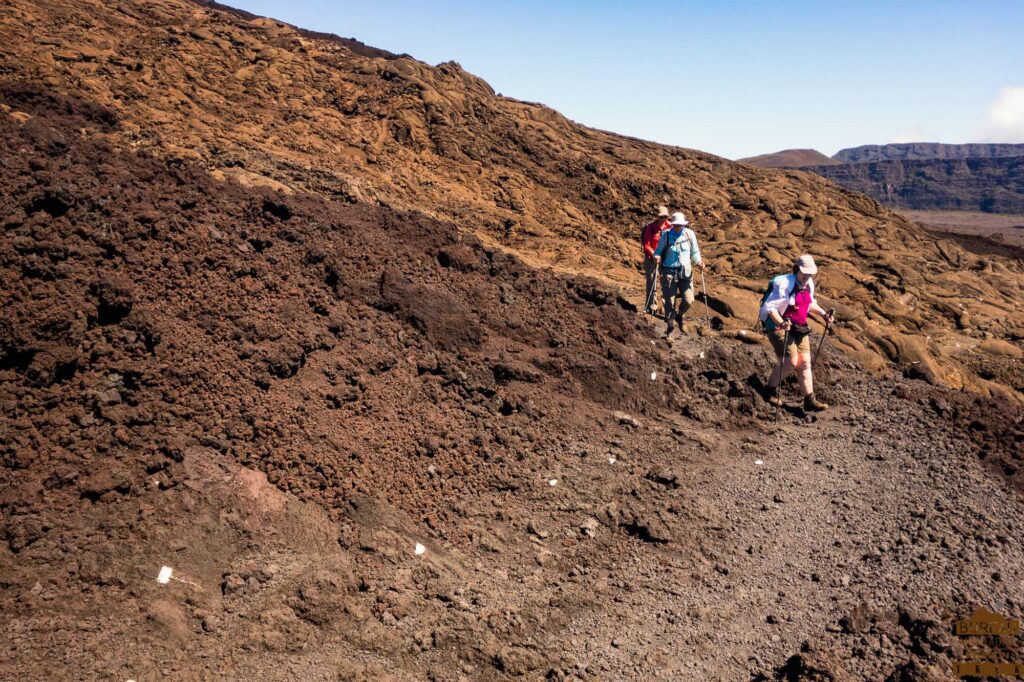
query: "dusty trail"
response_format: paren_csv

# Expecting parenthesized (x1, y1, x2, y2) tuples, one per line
(550, 322, 1024, 679)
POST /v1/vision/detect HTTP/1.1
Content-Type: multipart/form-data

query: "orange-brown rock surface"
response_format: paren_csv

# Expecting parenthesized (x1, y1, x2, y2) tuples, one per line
(1, 0, 1021, 400)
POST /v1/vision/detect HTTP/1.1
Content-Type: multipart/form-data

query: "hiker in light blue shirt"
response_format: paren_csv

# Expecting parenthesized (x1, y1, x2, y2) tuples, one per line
(653, 211, 704, 339)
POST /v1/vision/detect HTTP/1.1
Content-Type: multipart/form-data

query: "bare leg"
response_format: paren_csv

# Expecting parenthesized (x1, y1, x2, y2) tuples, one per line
(798, 352, 813, 395)
(768, 354, 800, 388)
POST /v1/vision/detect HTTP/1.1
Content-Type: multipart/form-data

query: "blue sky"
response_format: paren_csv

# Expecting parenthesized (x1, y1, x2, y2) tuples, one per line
(227, 1, 1024, 160)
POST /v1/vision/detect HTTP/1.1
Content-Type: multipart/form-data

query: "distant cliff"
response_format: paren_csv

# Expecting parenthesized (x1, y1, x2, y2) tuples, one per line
(741, 143, 1024, 213)
(802, 156, 1024, 213)
(834, 143, 1024, 164)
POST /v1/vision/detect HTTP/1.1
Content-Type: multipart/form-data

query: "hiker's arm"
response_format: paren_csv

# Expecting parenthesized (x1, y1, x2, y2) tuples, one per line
(809, 287, 832, 324)
(765, 288, 788, 327)
(644, 238, 659, 259)
(690, 231, 704, 270)
(652, 232, 665, 263)
(762, 278, 794, 328)
(811, 304, 833, 325)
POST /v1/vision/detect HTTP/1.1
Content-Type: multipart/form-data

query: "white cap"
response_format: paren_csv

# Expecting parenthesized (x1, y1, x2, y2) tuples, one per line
(669, 212, 689, 227)
(795, 254, 817, 275)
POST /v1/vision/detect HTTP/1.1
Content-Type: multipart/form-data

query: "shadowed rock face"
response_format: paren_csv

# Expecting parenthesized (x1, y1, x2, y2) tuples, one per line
(2, 0, 1020, 399)
(833, 142, 1024, 164)
(803, 156, 1024, 213)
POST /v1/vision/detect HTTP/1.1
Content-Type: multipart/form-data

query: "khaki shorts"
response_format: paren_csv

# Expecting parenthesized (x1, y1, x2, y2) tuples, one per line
(769, 328, 811, 360)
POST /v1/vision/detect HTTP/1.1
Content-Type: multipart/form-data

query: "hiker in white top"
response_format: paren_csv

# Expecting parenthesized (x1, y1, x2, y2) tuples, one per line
(759, 254, 834, 411)
(652, 212, 703, 339)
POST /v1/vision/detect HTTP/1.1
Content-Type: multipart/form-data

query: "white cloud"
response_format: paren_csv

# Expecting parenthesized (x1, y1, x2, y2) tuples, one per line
(981, 86, 1024, 143)
(888, 125, 927, 144)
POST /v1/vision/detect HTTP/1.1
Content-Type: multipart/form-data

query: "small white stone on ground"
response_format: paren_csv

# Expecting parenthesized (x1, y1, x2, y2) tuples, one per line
(755, 459, 764, 466)
(157, 566, 173, 584)
(414, 543, 426, 555)
(548, 479, 558, 486)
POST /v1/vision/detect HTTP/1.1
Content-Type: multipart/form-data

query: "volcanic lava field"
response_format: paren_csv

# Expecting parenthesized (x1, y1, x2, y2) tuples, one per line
(1, 0, 1022, 679)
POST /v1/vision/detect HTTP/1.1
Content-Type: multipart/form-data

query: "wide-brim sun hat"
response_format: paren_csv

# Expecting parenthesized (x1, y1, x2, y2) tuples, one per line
(669, 212, 689, 227)
(795, 254, 818, 275)
(657, 205, 670, 217)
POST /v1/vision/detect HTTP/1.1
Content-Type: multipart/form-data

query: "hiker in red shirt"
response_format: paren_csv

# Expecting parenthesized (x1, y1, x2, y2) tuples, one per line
(641, 206, 671, 315)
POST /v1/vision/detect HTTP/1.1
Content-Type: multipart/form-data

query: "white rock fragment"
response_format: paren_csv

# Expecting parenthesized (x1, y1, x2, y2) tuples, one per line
(608, 457, 616, 464)
(699, 351, 705, 359)
(650, 371, 657, 381)
(157, 566, 173, 584)
(414, 543, 426, 556)
(548, 479, 558, 487)
(755, 459, 764, 466)
(613, 411, 641, 428)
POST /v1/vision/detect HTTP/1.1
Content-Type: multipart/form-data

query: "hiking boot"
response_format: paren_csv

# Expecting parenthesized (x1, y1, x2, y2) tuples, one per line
(765, 386, 782, 407)
(662, 324, 675, 340)
(803, 393, 829, 411)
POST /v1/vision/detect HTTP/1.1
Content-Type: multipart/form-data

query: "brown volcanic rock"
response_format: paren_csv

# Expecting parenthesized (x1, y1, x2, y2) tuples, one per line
(1, 31, 1024, 682)
(737, 148, 841, 168)
(1, 0, 1022, 398)
(0, 96, 689, 678)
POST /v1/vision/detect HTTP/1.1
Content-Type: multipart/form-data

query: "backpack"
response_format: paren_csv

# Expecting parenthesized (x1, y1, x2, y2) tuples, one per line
(654, 227, 693, 263)
(757, 275, 787, 332)
(758, 275, 814, 336)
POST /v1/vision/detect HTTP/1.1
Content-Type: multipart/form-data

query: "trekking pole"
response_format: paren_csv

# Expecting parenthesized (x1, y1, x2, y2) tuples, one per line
(811, 309, 836, 369)
(700, 269, 711, 330)
(775, 325, 790, 422)
(644, 272, 658, 315)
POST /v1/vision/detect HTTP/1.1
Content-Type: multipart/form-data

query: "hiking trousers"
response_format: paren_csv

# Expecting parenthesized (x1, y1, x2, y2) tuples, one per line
(644, 257, 659, 311)
(660, 267, 694, 324)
